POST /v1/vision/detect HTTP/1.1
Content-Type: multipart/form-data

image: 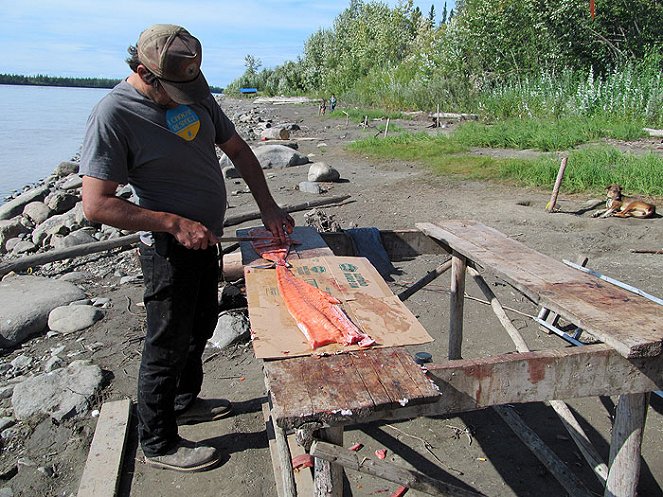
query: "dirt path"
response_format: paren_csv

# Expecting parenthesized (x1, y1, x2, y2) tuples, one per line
(4, 98, 662, 497)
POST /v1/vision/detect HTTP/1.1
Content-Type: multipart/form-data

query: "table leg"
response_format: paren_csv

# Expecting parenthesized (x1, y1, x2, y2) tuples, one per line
(449, 252, 467, 360)
(604, 393, 649, 497)
(314, 426, 344, 497)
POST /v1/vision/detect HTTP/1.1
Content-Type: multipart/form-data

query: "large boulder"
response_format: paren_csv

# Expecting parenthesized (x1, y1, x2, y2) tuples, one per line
(253, 145, 310, 169)
(0, 276, 87, 347)
(0, 185, 50, 221)
(11, 360, 103, 421)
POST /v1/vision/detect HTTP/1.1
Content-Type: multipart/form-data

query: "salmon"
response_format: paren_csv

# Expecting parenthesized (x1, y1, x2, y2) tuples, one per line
(249, 228, 375, 350)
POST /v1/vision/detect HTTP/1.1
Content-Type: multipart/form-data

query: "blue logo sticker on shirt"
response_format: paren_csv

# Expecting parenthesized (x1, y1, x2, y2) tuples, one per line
(166, 105, 200, 141)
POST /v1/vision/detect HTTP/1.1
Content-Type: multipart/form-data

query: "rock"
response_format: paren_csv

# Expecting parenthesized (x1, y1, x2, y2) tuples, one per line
(44, 356, 65, 373)
(298, 182, 323, 194)
(253, 145, 310, 169)
(91, 297, 111, 307)
(0, 385, 14, 399)
(0, 418, 15, 431)
(46, 191, 79, 214)
(0, 276, 86, 347)
(32, 202, 86, 246)
(207, 311, 250, 349)
(22, 201, 51, 224)
(0, 487, 14, 497)
(59, 229, 97, 248)
(11, 360, 103, 421)
(58, 271, 95, 283)
(1, 426, 20, 442)
(59, 174, 83, 191)
(11, 240, 36, 255)
(48, 305, 103, 334)
(0, 185, 50, 221)
(10, 355, 33, 373)
(308, 162, 340, 182)
(0, 219, 30, 252)
(52, 161, 79, 177)
(222, 165, 242, 179)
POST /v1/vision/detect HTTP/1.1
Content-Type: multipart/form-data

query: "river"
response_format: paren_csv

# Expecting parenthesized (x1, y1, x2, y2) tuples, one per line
(0, 84, 110, 200)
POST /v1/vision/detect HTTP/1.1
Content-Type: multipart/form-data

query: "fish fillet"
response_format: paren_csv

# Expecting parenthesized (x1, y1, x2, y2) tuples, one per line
(249, 228, 375, 350)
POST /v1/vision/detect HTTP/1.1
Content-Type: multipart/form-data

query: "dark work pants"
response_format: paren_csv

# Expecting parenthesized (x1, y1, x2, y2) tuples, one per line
(137, 234, 219, 457)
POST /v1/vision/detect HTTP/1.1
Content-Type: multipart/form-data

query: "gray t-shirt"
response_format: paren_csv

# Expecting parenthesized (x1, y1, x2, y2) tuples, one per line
(80, 80, 235, 234)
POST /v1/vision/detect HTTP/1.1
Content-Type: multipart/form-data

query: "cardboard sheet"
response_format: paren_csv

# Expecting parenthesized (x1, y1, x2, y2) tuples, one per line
(245, 256, 433, 359)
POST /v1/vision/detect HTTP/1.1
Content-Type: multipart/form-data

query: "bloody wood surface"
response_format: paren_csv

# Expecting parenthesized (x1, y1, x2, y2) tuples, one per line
(264, 347, 440, 430)
(416, 220, 663, 358)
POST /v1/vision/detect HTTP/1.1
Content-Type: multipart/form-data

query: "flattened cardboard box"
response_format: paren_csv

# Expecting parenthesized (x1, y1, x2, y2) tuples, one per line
(245, 256, 433, 359)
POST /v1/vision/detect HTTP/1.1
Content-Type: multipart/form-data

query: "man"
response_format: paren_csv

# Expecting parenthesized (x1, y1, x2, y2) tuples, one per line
(80, 24, 294, 472)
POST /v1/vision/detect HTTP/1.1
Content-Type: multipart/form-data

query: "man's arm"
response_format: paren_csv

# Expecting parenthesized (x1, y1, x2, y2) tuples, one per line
(81, 176, 218, 250)
(219, 132, 294, 241)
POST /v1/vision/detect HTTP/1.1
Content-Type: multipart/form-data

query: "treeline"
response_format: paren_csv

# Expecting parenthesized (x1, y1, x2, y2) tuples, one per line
(0, 74, 224, 93)
(226, 0, 663, 123)
(0, 74, 121, 89)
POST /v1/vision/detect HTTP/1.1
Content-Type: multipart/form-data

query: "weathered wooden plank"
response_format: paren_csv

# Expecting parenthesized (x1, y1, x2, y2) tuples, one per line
(416, 220, 663, 358)
(265, 348, 440, 430)
(426, 345, 662, 411)
(77, 399, 131, 497)
(310, 441, 486, 497)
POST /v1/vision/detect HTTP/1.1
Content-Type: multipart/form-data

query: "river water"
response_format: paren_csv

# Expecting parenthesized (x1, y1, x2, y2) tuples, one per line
(0, 84, 110, 200)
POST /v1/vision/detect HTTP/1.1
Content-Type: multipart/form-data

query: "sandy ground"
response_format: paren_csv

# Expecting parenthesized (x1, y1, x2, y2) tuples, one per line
(3, 97, 662, 497)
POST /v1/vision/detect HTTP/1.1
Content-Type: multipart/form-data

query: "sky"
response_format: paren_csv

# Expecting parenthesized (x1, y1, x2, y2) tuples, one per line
(0, 0, 455, 88)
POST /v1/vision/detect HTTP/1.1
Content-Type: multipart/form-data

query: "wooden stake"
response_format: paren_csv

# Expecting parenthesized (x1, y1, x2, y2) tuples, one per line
(314, 427, 344, 497)
(384, 118, 390, 138)
(397, 259, 452, 302)
(546, 156, 568, 212)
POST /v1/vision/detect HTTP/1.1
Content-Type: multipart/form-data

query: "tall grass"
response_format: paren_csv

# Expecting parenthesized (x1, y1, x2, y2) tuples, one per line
(452, 116, 646, 151)
(348, 134, 663, 196)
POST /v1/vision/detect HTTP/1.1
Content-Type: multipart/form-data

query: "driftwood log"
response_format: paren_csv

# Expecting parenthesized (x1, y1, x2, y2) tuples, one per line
(0, 195, 351, 277)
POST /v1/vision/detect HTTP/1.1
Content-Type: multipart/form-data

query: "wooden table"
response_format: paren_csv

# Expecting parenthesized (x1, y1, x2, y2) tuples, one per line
(241, 223, 663, 497)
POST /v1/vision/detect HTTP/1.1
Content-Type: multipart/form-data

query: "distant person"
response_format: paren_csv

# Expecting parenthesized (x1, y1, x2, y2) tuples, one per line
(329, 94, 337, 112)
(79, 24, 294, 472)
(319, 98, 327, 116)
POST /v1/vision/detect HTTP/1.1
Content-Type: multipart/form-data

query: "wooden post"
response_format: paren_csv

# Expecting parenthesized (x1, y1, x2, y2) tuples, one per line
(383, 118, 390, 138)
(314, 427, 344, 497)
(546, 156, 568, 212)
(604, 393, 648, 497)
(449, 252, 466, 360)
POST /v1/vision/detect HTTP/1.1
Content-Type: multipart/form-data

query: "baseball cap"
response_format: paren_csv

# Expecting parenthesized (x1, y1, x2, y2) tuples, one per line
(136, 24, 210, 104)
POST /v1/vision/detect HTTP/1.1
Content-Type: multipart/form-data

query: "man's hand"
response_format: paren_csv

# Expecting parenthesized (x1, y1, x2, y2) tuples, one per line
(261, 205, 295, 243)
(171, 218, 219, 249)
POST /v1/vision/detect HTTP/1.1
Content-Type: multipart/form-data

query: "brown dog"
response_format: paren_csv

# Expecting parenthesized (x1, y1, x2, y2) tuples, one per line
(592, 184, 656, 218)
